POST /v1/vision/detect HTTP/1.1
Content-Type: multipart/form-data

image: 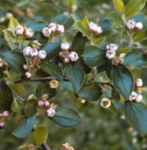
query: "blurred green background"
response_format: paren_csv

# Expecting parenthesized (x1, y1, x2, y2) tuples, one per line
(0, 0, 147, 150)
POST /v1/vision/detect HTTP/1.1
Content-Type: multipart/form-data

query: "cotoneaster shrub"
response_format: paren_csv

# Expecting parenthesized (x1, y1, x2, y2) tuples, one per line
(0, 0, 147, 149)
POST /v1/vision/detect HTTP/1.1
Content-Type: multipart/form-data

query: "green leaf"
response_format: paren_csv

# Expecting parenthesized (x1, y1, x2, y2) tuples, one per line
(13, 116, 38, 139)
(111, 65, 134, 99)
(63, 65, 84, 92)
(0, 80, 13, 111)
(71, 32, 87, 55)
(82, 46, 105, 67)
(125, 0, 147, 18)
(0, 50, 25, 72)
(52, 107, 80, 127)
(124, 50, 146, 68)
(8, 16, 20, 30)
(125, 102, 147, 134)
(40, 61, 61, 77)
(32, 126, 48, 145)
(79, 83, 101, 101)
(112, 0, 125, 13)
(42, 40, 61, 58)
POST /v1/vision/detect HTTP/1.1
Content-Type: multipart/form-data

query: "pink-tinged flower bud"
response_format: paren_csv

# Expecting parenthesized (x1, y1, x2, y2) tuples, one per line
(129, 91, 138, 101)
(61, 42, 71, 50)
(3, 111, 9, 117)
(15, 25, 24, 35)
(135, 22, 143, 30)
(23, 46, 33, 56)
(0, 122, 5, 129)
(25, 27, 34, 38)
(47, 107, 56, 117)
(38, 50, 47, 59)
(38, 100, 44, 107)
(56, 24, 64, 33)
(44, 100, 50, 108)
(136, 78, 143, 87)
(30, 48, 38, 57)
(42, 27, 51, 37)
(136, 94, 143, 103)
(126, 19, 136, 30)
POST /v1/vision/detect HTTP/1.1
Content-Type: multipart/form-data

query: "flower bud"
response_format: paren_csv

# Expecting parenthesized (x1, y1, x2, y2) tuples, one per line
(61, 42, 71, 50)
(0, 122, 5, 129)
(106, 43, 118, 52)
(56, 24, 64, 33)
(135, 22, 143, 30)
(136, 94, 143, 103)
(126, 19, 136, 30)
(25, 27, 34, 38)
(30, 48, 38, 57)
(2, 111, 9, 117)
(129, 91, 138, 101)
(38, 50, 47, 59)
(69, 51, 79, 62)
(15, 25, 24, 35)
(42, 27, 51, 37)
(25, 72, 32, 79)
(136, 78, 143, 87)
(46, 107, 56, 117)
(23, 46, 33, 56)
(38, 100, 44, 107)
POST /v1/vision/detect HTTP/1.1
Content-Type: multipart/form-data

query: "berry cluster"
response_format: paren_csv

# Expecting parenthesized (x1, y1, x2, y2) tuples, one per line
(15, 25, 34, 38)
(0, 111, 10, 129)
(88, 21, 103, 35)
(42, 22, 64, 38)
(59, 42, 79, 63)
(126, 19, 143, 31)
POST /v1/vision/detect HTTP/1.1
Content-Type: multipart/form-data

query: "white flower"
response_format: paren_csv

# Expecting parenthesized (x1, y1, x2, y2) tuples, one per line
(106, 50, 116, 59)
(136, 94, 143, 102)
(0, 122, 5, 129)
(126, 19, 136, 30)
(6, 12, 13, 18)
(136, 78, 143, 87)
(30, 48, 38, 57)
(25, 28, 34, 38)
(129, 91, 138, 101)
(106, 43, 118, 52)
(15, 25, 24, 35)
(38, 50, 47, 59)
(42, 27, 51, 37)
(48, 22, 57, 32)
(69, 51, 79, 62)
(135, 22, 143, 30)
(61, 42, 71, 50)
(44, 100, 50, 107)
(23, 46, 33, 56)
(88, 22, 103, 34)
(38, 100, 44, 107)
(48, 22, 57, 28)
(56, 24, 64, 33)
(100, 97, 111, 109)
(47, 107, 56, 117)
(2, 111, 9, 117)
(25, 72, 32, 78)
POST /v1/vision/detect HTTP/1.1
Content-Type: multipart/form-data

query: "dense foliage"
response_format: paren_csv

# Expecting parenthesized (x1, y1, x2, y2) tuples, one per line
(0, 0, 147, 150)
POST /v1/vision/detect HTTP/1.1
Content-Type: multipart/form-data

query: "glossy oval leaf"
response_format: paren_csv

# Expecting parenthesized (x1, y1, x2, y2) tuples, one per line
(13, 116, 38, 139)
(52, 107, 80, 128)
(79, 83, 101, 101)
(82, 46, 105, 67)
(111, 65, 134, 99)
(112, 0, 125, 13)
(125, 102, 147, 135)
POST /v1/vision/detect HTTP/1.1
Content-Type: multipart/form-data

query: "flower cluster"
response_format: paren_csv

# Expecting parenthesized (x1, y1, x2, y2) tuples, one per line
(38, 96, 57, 118)
(126, 19, 143, 31)
(105, 43, 119, 59)
(59, 42, 79, 63)
(42, 22, 64, 38)
(88, 21, 103, 35)
(15, 25, 34, 38)
(0, 111, 10, 129)
(23, 46, 47, 59)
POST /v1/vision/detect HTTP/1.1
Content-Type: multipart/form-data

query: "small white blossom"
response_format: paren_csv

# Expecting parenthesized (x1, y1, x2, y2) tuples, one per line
(129, 91, 138, 101)
(135, 22, 143, 30)
(30, 48, 38, 57)
(47, 107, 56, 117)
(2, 111, 9, 117)
(23, 46, 33, 56)
(6, 12, 13, 18)
(106, 43, 118, 52)
(106, 50, 116, 59)
(25, 72, 32, 79)
(25, 28, 34, 38)
(61, 42, 71, 50)
(56, 24, 64, 33)
(136, 94, 143, 102)
(136, 78, 143, 87)
(15, 25, 24, 35)
(44, 101, 50, 107)
(42, 27, 51, 37)
(126, 19, 136, 30)
(38, 50, 47, 59)
(69, 51, 79, 62)
(88, 22, 103, 34)
(38, 100, 44, 107)
(48, 22, 57, 28)
(48, 22, 57, 32)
